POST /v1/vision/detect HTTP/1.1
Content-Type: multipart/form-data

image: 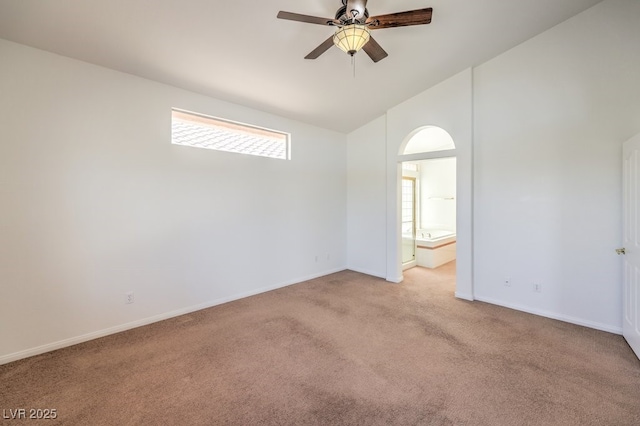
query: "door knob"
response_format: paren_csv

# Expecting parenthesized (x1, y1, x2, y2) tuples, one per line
(616, 248, 626, 255)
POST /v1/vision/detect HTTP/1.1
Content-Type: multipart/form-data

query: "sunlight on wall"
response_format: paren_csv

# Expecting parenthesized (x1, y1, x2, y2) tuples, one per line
(403, 126, 455, 155)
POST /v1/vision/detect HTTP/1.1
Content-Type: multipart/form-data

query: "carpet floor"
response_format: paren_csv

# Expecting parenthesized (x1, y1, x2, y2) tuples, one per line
(1, 262, 639, 425)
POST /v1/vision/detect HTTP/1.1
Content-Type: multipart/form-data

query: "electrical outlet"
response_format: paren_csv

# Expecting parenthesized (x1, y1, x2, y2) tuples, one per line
(504, 276, 511, 287)
(126, 292, 135, 304)
(533, 283, 542, 293)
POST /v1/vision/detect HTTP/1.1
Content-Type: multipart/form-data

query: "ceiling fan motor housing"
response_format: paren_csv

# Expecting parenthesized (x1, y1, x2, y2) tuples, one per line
(338, 0, 369, 23)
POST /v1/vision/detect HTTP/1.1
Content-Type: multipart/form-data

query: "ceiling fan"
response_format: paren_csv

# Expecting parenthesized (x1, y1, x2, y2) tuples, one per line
(277, 0, 433, 63)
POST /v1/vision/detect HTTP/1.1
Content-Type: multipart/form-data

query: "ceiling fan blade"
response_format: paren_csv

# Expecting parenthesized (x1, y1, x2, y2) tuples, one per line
(367, 8, 433, 29)
(305, 36, 335, 60)
(277, 11, 337, 26)
(362, 36, 388, 63)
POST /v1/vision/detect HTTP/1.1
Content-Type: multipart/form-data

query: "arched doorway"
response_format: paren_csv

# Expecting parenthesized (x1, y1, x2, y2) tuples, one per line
(398, 126, 458, 277)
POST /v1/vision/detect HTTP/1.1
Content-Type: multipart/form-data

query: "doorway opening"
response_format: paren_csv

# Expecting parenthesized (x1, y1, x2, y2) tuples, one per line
(399, 126, 457, 276)
(402, 158, 457, 271)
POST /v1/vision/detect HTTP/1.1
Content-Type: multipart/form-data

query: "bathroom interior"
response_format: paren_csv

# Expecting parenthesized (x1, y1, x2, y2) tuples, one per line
(401, 156, 456, 270)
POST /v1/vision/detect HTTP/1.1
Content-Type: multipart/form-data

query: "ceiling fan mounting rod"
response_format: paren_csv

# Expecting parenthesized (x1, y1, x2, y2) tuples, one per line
(345, 0, 368, 19)
(335, 3, 369, 25)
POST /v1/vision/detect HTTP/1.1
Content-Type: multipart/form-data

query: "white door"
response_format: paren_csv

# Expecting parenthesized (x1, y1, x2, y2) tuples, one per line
(622, 133, 640, 359)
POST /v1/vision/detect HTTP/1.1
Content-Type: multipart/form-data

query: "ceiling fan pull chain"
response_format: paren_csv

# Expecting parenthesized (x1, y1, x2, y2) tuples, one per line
(352, 54, 356, 78)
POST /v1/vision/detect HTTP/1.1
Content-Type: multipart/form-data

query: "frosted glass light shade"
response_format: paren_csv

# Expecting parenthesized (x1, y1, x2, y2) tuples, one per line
(333, 24, 370, 56)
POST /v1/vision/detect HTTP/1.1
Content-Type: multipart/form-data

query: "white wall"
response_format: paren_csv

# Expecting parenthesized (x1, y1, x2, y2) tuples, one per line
(0, 39, 347, 363)
(346, 116, 387, 278)
(473, 0, 640, 333)
(347, 0, 640, 333)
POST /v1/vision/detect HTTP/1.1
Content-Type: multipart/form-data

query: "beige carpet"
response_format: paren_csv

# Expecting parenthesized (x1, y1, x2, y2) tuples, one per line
(2, 262, 639, 425)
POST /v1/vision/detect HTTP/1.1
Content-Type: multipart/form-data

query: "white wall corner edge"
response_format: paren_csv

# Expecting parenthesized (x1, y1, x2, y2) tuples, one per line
(454, 292, 474, 301)
(386, 275, 404, 284)
(346, 267, 386, 280)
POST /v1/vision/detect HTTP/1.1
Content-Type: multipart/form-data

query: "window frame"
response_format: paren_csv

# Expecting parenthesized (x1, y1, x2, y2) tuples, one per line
(171, 108, 291, 160)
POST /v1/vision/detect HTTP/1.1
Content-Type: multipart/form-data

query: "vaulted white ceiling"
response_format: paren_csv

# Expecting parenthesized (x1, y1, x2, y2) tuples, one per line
(0, 0, 602, 132)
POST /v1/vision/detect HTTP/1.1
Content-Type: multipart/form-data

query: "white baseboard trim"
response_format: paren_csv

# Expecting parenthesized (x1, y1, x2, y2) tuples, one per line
(454, 291, 474, 301)
(474, 295, 623, 335)
(386, 275, 404, 283)
(346, 266, 386, 279)
(0, 267, 347, 366)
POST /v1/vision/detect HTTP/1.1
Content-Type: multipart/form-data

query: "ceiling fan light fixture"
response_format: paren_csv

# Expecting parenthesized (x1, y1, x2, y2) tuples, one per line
(333, 24, 370, 56)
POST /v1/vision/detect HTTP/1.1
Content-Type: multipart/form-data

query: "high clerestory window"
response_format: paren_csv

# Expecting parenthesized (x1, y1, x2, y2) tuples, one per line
(171, 109, 291, 160)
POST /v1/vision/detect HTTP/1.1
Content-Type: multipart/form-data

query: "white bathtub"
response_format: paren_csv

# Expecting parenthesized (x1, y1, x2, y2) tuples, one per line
(415, 228, 456, 268)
